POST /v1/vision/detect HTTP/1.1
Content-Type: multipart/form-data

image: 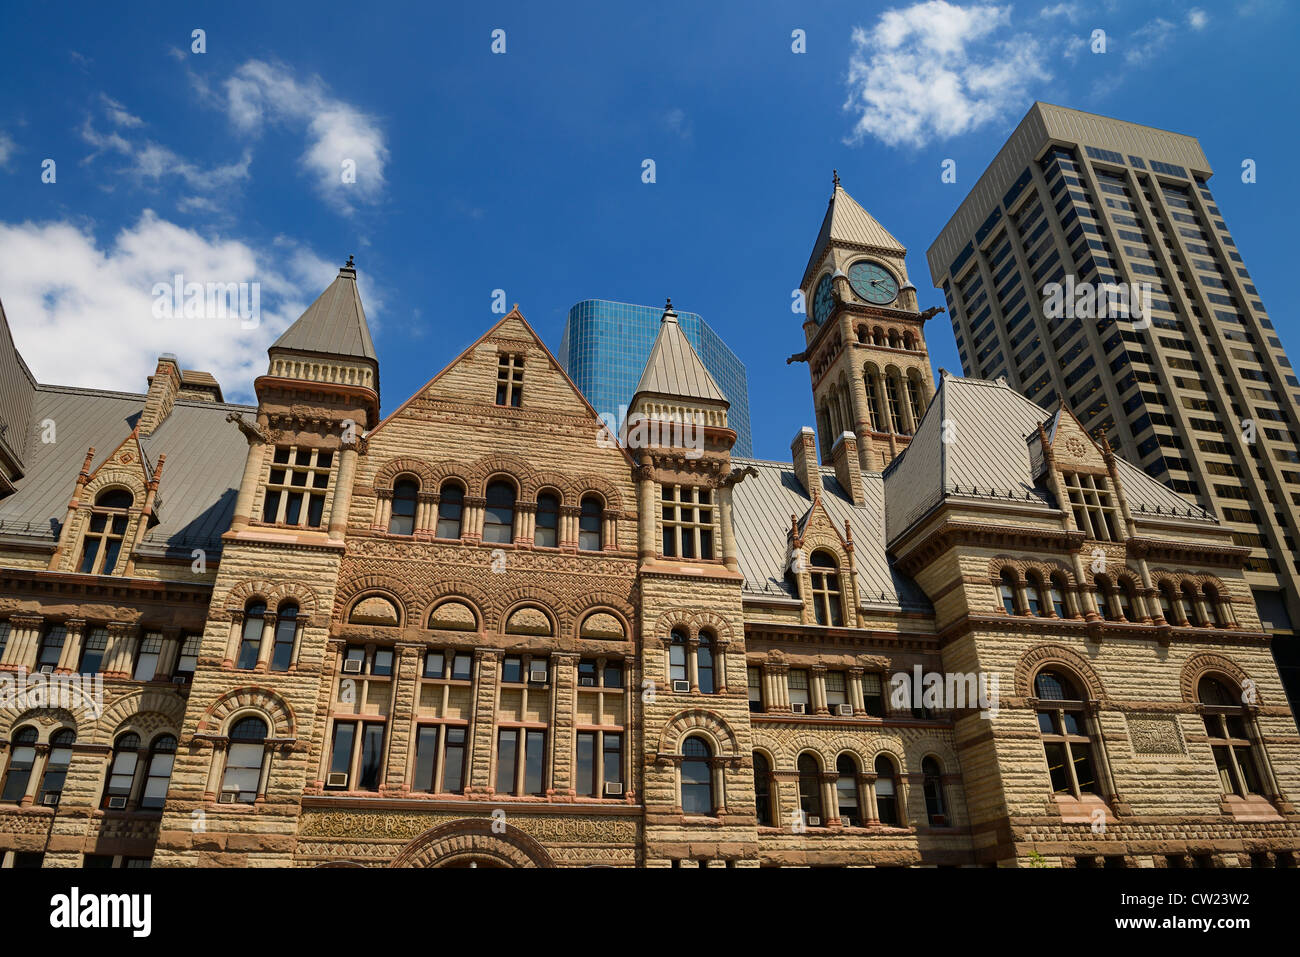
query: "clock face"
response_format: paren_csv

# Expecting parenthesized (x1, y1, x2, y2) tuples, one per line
(848, 260, 899, 305)
(812, 275, 835, 325)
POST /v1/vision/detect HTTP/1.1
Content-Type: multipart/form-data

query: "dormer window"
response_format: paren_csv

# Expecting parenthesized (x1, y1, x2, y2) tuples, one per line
(1060, 471, 1120, 541)
(496, 353, 524, 407)
(809, 551, 844, 626)
(79, 489, 133, 575)
(262, 447, 332, 528)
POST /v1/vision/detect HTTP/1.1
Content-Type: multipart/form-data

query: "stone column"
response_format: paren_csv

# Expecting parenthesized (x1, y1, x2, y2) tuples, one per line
(155, 627, 182, 680)
(848, 667, 865, 714)
(329, 444, 359, 538)
(466, 648, 502, 793)
(0, 614, 43, 672)
(230, 436, 266, 531)
(549, 652, 579, 797)
(636, 465, 656, 563)
(717, 485, 739, 572)
(254, 611, 278, 670)
(371, 486, 393, 534)
(102, 622, 138, 679)
(811, 665, 829, 715)
(55, 619, 87, 674)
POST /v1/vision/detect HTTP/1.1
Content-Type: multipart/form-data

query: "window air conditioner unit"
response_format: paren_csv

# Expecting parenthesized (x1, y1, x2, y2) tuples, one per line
(217, 790, 238, 804)
(806, 816, 821, 826)
(604, 782, 624, 797)
(836, 703, 853, 717)
(342, 659, 363, 674)
(172, 675, 190, 685)
(672, 680, 690, 693)
(107, 796, 128, 809)
(528, 669, 548, 684)
(579, 676, 596, 687)
(41, 792, 60, 807)
(325, 772, 348, 788)
(37, 664, 54, 674)
(791, 702, 807, 715)
(840, 817, 852, 827)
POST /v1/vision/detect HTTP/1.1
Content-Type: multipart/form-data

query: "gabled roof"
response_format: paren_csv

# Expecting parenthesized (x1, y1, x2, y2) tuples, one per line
(271, 263, 376, 362)
(883, 373, 1215, 545)
(730, 457, 930, 611)
(632, 303, 727, 404)
(803, 179, 907, 285)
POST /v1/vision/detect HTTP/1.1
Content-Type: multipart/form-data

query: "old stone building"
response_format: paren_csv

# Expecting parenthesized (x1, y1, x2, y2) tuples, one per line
(0, 182, 1297, 868)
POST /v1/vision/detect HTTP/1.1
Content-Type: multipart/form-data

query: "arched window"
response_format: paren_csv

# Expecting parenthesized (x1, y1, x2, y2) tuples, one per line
(922, 757, 947, 825)
(753, 752, 774, 826)
(1, 727, 38, 803)
(680, 736, 714, 815)
(39, 729, 76, 806)
(221, 717, 267, 804)
(668, 628, 688, 689)
(270, 603, 297, 672)
(810, 551, 844, 626)
(836, 755, 862, 826)
(874, 755, 899, 825)
(1034, 670, 1099, 799)
(140, 735, 177, 810)
(483, 480, 516, 544)
(696, 631, 715, 694)
(1049, 573, 1068, 618)
(237, 600, 267, 670)
(1026, 573, 1045, 616)
(534, 492, 559, 547)
(579, 495, 603, 551)
(103, 733, 142, 808)
(1204, 585, 1227, 627)
(999, 570, 1018, 615)
(435, 482, 464, 539)
(79, 488, 134, 575)
(1199, 677, 1262, 797)
(388, 479, 418, 535)
(797, 753, 823, 825)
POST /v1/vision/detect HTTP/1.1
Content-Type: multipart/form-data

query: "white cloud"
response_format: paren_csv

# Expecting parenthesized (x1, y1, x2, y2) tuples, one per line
(0, 132, 14, 169)
(1187, 8, 1209, 29)
(662, 108, 692, 141)
(100, 94, 143, 128)
(0, 211, 367, 401)
(218, 60, 388, 214)
(844, 1, 1050, 148)
(1038, 3, 1080, 21)
(1125, 18, 1177, 64)
(81, 116, 252, 193)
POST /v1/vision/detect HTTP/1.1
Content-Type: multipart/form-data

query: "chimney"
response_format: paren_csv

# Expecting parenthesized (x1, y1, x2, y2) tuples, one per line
(138, 354, 182, 436)
(791, 427, 821, 497)
(831, 431, 864, 505)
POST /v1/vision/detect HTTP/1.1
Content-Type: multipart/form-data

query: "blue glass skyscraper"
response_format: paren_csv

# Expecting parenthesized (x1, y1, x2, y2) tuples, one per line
(557, 299, 753, 456)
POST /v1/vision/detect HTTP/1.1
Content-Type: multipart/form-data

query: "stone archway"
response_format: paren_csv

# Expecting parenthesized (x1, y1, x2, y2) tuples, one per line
(389, 819, 555, 869)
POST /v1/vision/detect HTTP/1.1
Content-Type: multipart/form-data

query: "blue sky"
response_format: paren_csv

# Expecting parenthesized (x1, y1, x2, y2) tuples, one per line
(0, 0, 1296, 460)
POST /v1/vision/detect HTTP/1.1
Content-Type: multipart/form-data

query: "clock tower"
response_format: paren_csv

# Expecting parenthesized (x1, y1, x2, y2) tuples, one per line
(796, 172, 938, 473)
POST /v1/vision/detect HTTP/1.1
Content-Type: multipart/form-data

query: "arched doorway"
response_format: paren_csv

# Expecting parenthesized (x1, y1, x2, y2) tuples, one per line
(389, 819, 555, 868)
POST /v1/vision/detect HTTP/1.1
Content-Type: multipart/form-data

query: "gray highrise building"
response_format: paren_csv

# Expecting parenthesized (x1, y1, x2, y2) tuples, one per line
(928, 102, 1300, 709)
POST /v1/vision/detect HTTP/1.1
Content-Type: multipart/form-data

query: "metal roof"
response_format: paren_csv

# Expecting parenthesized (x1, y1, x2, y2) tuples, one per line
(803, 182, 907, 285)
(271, 265, 376, 362)
(0, 384, 252, 555)
(731, 457, 930, 611)
(632, 306, 727, 404)
(883, 373, 1215, 545)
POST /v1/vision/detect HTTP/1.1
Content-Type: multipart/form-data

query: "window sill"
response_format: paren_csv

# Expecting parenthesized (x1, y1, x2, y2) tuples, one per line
(1051, 792, 1111, 823)
(1222, 794, 1284, 822)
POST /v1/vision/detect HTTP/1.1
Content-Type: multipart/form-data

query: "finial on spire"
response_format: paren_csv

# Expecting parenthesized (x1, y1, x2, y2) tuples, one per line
(832, 169, 840, 188)
(344, 254, 355, 269)
(665, 297, 673, 311)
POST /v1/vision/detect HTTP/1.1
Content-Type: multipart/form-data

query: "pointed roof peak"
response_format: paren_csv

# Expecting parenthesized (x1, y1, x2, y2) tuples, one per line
(632, 303, 727, 405)
(271, 262, 376, 363)
(803, 174, 907, 285)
